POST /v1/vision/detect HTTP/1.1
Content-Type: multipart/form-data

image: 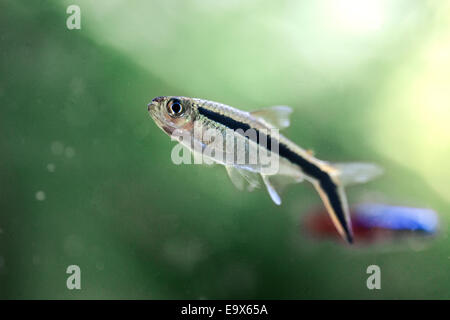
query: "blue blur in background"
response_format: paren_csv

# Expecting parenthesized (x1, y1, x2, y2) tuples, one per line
(355, 204, 439, 234)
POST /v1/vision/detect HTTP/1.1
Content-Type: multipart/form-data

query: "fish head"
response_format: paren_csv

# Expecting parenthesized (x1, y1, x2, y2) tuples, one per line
(148, 96, 196, 136)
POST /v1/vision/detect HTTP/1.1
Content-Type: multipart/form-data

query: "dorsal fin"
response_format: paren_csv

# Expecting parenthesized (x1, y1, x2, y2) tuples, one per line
(250, 105, 293, 129)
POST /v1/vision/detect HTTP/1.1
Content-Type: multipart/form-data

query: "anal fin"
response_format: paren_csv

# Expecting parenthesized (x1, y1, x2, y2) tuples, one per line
(261, 173, 304, 206)
(262, 175, 282, 205)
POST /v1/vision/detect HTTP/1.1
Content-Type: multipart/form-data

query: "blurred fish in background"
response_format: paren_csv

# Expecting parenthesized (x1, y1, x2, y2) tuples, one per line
(304, 203, 439, 246)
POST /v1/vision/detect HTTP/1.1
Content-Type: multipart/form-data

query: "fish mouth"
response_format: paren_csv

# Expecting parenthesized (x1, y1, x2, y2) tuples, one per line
(147, 102, 159, 123)
(147, 101, 161, 119)
(147, 101, 156, 112)
(147, 105, 176, 136)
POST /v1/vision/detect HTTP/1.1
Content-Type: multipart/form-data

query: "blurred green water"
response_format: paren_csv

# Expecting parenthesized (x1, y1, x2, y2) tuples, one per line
(0, 0, 449, 299)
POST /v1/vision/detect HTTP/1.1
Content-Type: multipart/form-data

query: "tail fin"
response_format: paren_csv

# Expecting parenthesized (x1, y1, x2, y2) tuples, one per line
(312, 178, 353, 243)
(312, 162, 382, 243)
(333, 162, 383, 186)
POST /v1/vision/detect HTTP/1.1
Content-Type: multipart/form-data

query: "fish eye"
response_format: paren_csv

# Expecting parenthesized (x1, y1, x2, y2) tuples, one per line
(167, 98, 184, 117)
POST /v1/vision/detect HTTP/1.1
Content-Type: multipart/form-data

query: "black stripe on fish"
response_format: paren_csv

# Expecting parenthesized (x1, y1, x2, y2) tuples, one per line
(198, 106, 352, 242)
(279, 145, 353, 243)
(198, 106, 273, 150)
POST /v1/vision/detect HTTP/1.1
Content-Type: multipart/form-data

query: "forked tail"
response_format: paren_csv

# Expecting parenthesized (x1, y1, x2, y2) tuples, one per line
(313, 162, 383, 243)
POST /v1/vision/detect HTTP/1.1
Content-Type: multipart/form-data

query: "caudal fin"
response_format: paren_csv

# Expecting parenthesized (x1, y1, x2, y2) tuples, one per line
(313, 162, 382, 243)
(333, 162, 383, 186)
(314, 182, 353, 243)
(312, 176, 353, 243)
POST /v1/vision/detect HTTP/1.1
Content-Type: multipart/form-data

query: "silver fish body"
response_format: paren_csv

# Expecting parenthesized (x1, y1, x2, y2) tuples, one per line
(148, 96, 383, 243)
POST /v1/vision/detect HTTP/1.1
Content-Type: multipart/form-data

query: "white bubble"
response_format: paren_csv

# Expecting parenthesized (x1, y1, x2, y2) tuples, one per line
(51, 141, 64, 155)
(47, 163, 55, 172)
(65, 146, 75, 158)
(35, 191, 46, 201)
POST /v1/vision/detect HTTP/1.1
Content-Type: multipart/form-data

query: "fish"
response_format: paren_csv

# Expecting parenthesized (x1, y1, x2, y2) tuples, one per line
(147, 96, 383, 243)
(303, 203, 438, 245)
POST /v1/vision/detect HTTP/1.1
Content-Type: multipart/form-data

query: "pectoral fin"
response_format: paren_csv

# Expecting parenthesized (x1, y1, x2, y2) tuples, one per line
(179, 142, 215, 166)
(225, 166, 261, 191)
(250, 105, 293, 129)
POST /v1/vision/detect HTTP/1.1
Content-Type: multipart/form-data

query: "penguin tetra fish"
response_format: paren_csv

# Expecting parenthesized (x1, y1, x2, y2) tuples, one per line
(148, 96, 383, 243)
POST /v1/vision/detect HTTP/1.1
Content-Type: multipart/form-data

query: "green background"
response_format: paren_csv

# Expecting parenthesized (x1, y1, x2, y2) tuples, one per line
(0, 0, 449, 299)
